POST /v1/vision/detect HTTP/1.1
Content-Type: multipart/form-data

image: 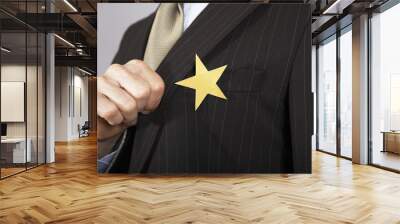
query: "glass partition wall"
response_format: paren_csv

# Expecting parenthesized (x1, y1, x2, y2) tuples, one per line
(0, 2, 46, 179)
(317, 35, 337, 155)
(316, 0, 400, 172)
(316, 26, 353, 159)
(370, 2, 400, 171)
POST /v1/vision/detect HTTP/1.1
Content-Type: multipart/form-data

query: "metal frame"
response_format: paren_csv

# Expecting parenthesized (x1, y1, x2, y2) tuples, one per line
(44, 0, 48, 165)
(336, 28, 341, 158)
(367, 10, 373, 166)
(0, 0, 47, 180)
(316, 44, 320, 151)
(25, 2, 28, 172)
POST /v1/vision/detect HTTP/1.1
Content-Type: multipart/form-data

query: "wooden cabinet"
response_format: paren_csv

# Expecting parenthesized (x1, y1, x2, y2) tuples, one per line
(382, 132, 400, 154)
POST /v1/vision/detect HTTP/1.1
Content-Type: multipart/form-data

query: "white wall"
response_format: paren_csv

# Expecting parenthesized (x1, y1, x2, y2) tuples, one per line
(55, 67, 68, 141)
(54, 67, 89, 141)
(1, 65, 26, 131)
(97, 3, 158, 75)
(1, 65, 40, 138)
(311, 45, 317, 150)
(1, 63, 46, 164)
(71, 73, 89, 138)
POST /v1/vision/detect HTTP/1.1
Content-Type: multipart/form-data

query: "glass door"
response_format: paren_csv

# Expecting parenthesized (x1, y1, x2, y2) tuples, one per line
(339, 27, 352, 158)
(317, 35, 337, 154)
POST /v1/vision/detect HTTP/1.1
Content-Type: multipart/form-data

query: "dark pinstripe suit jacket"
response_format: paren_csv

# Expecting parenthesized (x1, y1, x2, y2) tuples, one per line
(107, 3, 312, 173)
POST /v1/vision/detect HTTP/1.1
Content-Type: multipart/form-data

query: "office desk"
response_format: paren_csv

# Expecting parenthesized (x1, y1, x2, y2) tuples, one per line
(1, 138, 32, 164)
(382, 131, 400, 154)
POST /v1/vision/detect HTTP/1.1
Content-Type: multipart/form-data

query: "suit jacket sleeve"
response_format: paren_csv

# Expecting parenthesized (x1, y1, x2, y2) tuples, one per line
(103, 25, 142, 173)
(103, 14, 154, 173)
(288, 7, 312, 173)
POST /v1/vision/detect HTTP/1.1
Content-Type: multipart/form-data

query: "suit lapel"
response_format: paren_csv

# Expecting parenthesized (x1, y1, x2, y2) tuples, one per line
(131, 3, 260, 172)
(111, 12, 155, 64)
(129, 13, 155, 62)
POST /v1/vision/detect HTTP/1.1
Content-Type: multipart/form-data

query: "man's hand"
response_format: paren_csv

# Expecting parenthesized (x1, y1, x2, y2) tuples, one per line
(97, 60, 165, 140)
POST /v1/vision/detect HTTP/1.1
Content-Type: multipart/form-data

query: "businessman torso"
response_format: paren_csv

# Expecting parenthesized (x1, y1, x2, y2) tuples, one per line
(109, 3, 312, 173)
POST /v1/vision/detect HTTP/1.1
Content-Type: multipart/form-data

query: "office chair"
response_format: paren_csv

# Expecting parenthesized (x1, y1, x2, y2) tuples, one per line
(79, 121, 90, 138)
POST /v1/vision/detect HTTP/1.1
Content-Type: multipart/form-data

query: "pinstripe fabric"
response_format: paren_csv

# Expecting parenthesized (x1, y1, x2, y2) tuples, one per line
(108, 3, 312, 173)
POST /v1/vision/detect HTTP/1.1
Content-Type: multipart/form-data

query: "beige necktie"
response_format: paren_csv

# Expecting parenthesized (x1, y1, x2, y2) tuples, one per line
(144, 3, 184, 71)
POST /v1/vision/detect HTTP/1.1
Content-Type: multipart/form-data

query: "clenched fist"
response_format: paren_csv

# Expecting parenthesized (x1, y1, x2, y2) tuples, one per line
(97, 60, 165, 140)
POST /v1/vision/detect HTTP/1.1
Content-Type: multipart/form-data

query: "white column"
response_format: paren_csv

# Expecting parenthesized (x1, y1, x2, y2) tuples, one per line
(352, 14, 369, 164)
(46, 32, 55, 163)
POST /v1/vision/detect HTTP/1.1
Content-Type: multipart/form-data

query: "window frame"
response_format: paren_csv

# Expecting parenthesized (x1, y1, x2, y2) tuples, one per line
(315, 24, 353, 161)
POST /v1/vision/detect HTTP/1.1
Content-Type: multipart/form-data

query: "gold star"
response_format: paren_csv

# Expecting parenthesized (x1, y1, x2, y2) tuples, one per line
(175, 54, 227, 110)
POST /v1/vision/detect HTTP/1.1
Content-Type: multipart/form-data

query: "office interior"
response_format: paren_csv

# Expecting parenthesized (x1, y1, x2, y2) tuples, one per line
(0, 0, 400, 222)
(313, 0, 400, 172)
(0, 0, 97, 179)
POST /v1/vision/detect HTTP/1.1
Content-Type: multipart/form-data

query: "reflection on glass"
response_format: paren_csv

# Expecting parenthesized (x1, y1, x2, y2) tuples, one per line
(0, 0, 46, 178)
(1, 32, 27, 177)
(318, 36, 337, 154)
(340, 29, 352, 158)
(371, 3, 400, 171)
